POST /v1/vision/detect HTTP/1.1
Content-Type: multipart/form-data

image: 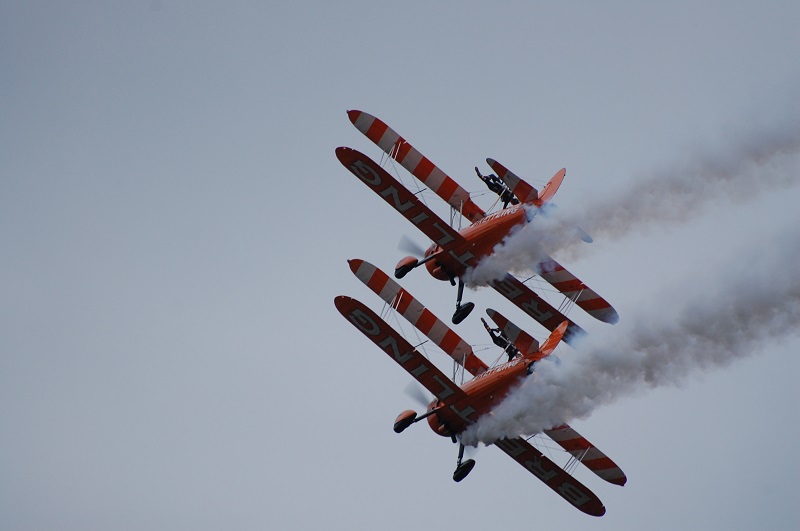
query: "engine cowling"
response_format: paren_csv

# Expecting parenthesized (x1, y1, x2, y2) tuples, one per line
(426, 409, 453, 437)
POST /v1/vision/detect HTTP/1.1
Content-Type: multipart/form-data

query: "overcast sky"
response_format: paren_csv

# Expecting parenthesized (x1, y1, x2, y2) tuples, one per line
(2, 2, 799, 530)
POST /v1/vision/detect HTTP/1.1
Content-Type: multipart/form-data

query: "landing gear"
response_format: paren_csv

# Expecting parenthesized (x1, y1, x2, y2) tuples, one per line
(452, 278, 474, 324)
(453, 442, 476, 482)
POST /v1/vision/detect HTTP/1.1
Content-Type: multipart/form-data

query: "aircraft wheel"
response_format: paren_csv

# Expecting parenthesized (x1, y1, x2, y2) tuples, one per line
(452, 302, 475, 325)
(453, 459, 476, 482)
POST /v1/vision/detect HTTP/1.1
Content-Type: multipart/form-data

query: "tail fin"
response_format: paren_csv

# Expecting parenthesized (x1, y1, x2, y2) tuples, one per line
(538, 168, 566, 205)
(539, 320, 569, 357)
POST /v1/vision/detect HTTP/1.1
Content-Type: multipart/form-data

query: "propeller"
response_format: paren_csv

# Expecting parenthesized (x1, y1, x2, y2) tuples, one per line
(398, 235, 427, 257)
(404, 381, 431, 407)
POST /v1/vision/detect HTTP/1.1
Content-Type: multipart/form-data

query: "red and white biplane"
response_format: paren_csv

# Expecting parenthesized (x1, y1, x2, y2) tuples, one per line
(335, 259, 626, 517)
(336, 110, 619, 343)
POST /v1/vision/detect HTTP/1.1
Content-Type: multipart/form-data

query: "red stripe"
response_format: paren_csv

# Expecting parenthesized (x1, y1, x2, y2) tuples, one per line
(366, 269, 388, 294)
(539, 260, 563, 274)
(394, 289, 414, 314)
(365, 118, 388, 144)
(437, 177, 459, 202)
(550, 279, 586, 292)
(582, 457, 617, 471)
(395, 141, 412, 163)
(414, 157, 435, 179)
(439, 330, 461, 354)
(578, 298, 611, 311)
(415, 310, 436, 334)
(347, 110, 362, 125)
(462, 202, 483, 222)
(557, 437, 592, 452)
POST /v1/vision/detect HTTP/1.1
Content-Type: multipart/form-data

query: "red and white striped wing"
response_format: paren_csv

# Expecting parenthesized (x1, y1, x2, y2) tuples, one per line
(494, 437, 606, 517)
(486, 158, 539, 205)
(489, 273, 587, 345)
(544, 424, 627, 486)
(349, 259, 489, 377)
(348, 110, 486, 223)
(537, 255, 620, 324)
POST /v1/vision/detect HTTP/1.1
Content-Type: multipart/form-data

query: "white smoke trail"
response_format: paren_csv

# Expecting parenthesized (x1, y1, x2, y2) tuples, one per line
(465, 117, 800, 286)
(461, 227, 800, 446)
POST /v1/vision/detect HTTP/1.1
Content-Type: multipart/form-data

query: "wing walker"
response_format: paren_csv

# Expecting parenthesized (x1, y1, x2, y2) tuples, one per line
(334, 111, 625, 516)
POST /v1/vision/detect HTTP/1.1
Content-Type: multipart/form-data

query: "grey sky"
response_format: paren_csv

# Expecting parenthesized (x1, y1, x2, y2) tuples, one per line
(2, 2, 799, 530)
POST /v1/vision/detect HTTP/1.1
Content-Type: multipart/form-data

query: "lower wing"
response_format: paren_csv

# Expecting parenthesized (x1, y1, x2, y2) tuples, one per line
(536, 255, 620, 324)
(544, 424, 627, 486)
(494, 437, 606, 517)
(489, 273, 587, 345)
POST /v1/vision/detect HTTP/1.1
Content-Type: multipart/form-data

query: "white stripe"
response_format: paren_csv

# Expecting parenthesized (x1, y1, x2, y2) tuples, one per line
(400, 148, 424, 175)
(354, 261, 377, 285)
(377, 282, 401, 305)
(426, 319, 450, 345)
(401, 298, 426, 326)
(376, 128, 401, 154)
(425, 167, 447, 192)
(353, 113, 375, 135)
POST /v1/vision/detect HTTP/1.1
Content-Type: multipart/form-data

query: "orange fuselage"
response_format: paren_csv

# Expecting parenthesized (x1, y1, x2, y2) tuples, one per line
(427, 354, 533, 437)
(424, 205, 528, 281)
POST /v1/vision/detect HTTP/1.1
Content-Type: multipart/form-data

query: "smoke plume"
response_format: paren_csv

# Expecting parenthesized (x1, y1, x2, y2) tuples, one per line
(465, 118, 800, 286)
(461, 225, 800, 446)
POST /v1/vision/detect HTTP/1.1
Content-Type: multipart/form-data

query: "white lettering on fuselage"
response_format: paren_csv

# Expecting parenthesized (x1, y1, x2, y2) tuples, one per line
(471, 357, 526, 381)
(472, 204, 522, 226)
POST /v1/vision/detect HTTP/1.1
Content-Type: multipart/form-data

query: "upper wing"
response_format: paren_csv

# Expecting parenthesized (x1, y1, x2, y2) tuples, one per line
(489, 273, 587, 345)
(348, 259, 489, 377)
(336, 147, 468, 251)
(544, 424, 627, 486)
(486, 158, 539, 205)
(536, 255, 620, 324)
(348, 110, 486, 223)
(493, 437, 606, 517)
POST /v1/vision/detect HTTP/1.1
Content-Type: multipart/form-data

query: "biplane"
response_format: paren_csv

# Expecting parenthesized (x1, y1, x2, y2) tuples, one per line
(335, 260, 626, 517)
(336, 110, 619, 343)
